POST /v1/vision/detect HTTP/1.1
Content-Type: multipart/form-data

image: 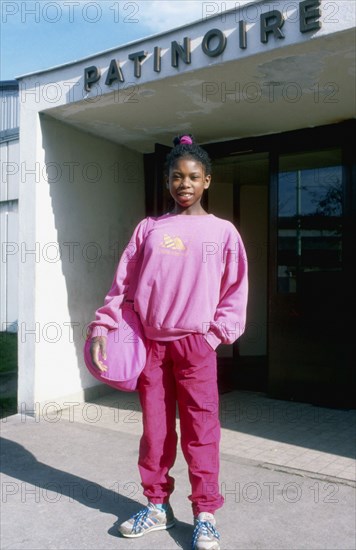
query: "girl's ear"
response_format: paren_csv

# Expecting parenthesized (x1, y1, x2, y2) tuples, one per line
(204, 174, 211, 190)
(165, 176, 170, 189)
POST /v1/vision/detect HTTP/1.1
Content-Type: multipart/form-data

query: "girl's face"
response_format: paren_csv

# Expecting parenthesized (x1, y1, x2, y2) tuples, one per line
(167, 157, 211, 214)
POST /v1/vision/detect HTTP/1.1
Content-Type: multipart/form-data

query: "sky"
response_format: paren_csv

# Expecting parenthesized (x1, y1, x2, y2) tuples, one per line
(1, 0, 252, 80)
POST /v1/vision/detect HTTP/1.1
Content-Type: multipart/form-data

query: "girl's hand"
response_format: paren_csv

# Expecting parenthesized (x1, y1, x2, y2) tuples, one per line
(90, 336, 108, 372)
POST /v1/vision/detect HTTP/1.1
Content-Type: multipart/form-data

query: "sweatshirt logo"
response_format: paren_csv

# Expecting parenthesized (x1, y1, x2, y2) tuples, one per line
(160, 234, 187, 253)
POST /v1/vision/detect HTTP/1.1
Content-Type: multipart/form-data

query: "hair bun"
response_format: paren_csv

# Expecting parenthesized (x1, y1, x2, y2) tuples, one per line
(173, 134, 194, 146)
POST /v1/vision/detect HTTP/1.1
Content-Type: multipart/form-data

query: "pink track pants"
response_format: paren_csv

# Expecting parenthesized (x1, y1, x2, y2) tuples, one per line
(137, 332, 224, 516)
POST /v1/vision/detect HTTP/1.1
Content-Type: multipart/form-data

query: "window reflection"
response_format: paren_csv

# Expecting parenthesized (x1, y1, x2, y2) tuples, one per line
(277, 149, 342, 294)
(279, 167, 342, 217)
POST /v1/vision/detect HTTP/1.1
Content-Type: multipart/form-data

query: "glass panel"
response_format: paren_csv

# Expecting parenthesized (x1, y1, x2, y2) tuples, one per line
(277, 149, 342, 293)
(279, 166, 342, 217)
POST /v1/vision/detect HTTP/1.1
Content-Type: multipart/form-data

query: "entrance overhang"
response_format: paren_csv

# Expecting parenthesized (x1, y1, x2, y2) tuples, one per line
(18, 1, 355, 152)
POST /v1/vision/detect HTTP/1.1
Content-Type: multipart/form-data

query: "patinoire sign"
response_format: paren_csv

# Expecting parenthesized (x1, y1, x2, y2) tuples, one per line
(84, 0, 322, 91)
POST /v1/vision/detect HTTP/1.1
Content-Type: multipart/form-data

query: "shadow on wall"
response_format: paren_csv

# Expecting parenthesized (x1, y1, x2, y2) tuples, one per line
(40, 114, 146, 402)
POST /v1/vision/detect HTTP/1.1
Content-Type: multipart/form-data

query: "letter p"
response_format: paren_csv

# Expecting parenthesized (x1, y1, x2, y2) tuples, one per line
(2, 2, 19, 23)
(84, 66, 101, 92)
(2, 482, 19, 502)
(202, 82, 219, 102)
(202, 2, 219, 19)
(1, 242, 19, 262)
(202, 242, 219, 262)
(2, 162, 19, 181)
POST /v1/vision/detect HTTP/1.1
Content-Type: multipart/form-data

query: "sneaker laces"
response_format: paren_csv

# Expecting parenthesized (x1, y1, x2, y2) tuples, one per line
(131, 506, 151, 534)
(191, 519, 220, 549)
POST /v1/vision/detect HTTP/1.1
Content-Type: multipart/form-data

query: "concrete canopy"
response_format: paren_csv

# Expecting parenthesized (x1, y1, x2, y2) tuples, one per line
(18, 0, 355, 153)
(42, 29, 355, 153)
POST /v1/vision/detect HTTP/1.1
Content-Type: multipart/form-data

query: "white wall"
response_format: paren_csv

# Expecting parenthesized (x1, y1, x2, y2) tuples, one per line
(18, 115, 145, 410)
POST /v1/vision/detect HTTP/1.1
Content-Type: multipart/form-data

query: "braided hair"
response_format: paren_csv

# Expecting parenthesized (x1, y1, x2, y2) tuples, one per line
(164, 134, 212, 176)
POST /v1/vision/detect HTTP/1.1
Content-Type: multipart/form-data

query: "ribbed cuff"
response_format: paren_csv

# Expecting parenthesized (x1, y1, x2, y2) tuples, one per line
(90, 326, 109, 339)
(203, 331, 221, 350)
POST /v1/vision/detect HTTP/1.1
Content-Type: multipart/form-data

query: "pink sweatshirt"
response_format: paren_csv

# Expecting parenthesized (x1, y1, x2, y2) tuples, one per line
(89, 213, 248, 350)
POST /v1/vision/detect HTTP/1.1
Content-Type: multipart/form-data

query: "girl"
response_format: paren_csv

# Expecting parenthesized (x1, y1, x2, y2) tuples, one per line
(89, 134, 248, 550)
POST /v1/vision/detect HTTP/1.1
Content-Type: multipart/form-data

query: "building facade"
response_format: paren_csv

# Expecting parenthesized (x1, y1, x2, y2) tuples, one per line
(1, 81, 19, 333)
(12, 0, 355, 412)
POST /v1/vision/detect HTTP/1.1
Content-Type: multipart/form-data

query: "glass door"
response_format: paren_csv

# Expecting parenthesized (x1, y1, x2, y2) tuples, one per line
(277, 149, 342, 296)
(269, 148, 347, 406)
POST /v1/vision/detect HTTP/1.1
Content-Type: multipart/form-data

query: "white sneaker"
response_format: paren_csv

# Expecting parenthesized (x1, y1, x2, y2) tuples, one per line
(192, 512, 221, 550)
(118, 502, 176, 538)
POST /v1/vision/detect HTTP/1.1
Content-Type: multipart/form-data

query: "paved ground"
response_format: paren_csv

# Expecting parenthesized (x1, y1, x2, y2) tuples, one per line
(1, 389, 355, 550)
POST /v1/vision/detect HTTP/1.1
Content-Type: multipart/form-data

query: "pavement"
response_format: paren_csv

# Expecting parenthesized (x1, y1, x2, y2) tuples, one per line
(1, 389, 355, 550)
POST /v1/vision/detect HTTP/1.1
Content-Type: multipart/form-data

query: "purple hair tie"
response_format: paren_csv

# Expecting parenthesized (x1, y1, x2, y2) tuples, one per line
(180, 135, 193, 145)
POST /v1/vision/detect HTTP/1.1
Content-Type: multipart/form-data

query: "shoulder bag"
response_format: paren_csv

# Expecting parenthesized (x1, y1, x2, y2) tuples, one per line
(83, 217, 153, 392)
